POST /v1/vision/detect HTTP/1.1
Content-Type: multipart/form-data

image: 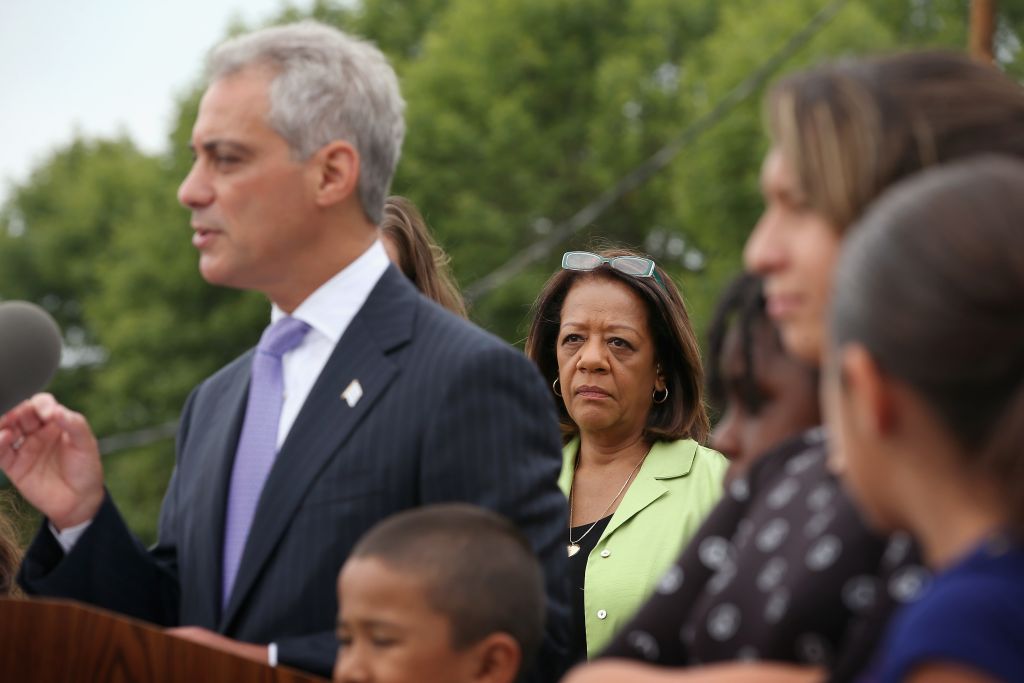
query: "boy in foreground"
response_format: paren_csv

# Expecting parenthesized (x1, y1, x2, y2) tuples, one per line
(334, 504, 546, 683)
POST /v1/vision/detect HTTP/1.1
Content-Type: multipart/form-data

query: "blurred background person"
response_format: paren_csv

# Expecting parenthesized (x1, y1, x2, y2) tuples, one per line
(826, 157, 1024, 683)
(569, 50, 1024, 683)
(704, 273, 819, 486)
(526, 248, 726, 663)
(380, 195, 467, 318)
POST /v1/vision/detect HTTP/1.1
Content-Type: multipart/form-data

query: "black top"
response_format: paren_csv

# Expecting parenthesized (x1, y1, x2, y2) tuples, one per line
(568, 514, 613, 664)
(600, 429, 927, 683)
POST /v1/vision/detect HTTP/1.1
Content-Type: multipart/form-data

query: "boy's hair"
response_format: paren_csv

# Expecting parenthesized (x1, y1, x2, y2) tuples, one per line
(349, 504, 546, 670)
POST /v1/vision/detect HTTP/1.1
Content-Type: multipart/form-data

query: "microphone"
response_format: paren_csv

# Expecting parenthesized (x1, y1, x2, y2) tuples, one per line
(0, 301, 63, 414)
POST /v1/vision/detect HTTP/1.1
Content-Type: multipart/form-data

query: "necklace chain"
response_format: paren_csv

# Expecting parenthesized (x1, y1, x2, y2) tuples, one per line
(568, 451, 648, 551)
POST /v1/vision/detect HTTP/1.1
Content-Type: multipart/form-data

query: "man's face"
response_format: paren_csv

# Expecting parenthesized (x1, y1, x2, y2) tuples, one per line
(334, 557, 478, 683)
(178, 66, 320, 299)
(743, 148, 841, 366)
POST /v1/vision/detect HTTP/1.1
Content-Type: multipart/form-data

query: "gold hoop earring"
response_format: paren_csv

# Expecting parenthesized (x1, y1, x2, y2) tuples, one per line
(552, 378, 562, 397)
(653, 386, 669, 404)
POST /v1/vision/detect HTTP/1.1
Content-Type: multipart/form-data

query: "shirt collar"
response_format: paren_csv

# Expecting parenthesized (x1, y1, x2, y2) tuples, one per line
(270, 239, 391, 343)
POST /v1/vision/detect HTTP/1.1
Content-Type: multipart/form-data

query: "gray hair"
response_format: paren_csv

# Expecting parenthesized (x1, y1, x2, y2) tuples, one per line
(207, 21, 405, 224)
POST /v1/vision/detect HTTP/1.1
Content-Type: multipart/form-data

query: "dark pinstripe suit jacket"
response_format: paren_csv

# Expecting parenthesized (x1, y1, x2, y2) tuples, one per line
(19, 265, 570, 680)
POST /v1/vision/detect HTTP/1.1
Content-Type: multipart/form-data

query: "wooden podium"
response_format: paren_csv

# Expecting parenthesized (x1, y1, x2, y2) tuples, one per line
(0, 598, 329, 682)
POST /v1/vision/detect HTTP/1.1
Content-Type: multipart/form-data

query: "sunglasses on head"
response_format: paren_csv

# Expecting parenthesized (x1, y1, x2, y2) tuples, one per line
(561, 251, 667, 290)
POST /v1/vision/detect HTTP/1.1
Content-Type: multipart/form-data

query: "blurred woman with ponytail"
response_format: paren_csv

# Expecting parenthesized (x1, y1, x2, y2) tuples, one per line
(825, 157, 1024, 682)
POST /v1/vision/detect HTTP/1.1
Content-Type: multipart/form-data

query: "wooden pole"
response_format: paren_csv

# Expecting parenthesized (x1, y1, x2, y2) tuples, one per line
(969, 0, 997, 63)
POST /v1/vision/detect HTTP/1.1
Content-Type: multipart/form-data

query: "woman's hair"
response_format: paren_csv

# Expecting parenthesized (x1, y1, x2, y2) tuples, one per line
(767, 50, 1024, 231)
(706, 273, 819, 415)
(380, 196, 468, 318)
(525, 248, 709, 445)
(0, 493, 22, 597)
(706, 273, 775, 414)
(832, 156, 1024, 536)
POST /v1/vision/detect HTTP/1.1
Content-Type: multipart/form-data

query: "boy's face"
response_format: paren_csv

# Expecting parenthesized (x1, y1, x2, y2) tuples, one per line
(334, 557, 477, 683)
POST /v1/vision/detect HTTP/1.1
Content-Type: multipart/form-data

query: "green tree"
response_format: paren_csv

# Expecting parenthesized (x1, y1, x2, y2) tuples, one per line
(392, 0, 884, 339)
(0, 137, 166, 427)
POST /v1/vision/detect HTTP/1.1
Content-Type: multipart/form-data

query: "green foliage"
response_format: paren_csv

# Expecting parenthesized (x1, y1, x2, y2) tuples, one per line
(3, 0, 1022, 544)
(0, 138, 165, 426)
(103, 442, 178, 542)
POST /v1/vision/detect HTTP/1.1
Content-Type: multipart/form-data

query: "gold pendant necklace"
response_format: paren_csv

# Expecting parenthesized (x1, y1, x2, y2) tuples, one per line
(567, 450, 647, 557)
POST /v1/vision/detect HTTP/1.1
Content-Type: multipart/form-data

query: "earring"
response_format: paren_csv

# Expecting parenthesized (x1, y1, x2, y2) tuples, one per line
(552, 378, 562, 397)
(652, 386, 669, 404)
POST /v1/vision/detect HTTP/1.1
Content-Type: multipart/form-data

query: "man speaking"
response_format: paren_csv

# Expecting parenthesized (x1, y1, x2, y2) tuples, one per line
(0, 21, 568, 679)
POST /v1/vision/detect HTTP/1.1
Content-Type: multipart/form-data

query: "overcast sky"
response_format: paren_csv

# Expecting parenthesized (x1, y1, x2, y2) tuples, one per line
(0, 0, 314, 205)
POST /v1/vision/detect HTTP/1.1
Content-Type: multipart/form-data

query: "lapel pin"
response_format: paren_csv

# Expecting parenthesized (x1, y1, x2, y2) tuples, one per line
(340, 379, 363, 408)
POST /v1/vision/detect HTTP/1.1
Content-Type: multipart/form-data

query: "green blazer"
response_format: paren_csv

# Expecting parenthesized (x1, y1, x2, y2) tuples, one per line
(559, 437, 727, 657)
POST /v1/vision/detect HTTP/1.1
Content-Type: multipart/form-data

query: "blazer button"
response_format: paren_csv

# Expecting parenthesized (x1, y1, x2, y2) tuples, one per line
(596, 609, 608, 620)
(600, 549, 611, 558)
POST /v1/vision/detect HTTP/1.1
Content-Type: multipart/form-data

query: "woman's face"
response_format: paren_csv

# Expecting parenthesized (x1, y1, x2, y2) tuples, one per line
(556, 276, 664, 444)
(711, 319, 820, 485)
(744, 148, 842, 366)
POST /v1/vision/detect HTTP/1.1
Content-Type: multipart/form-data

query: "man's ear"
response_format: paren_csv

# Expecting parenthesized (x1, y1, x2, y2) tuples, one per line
(468, 633, 521, 683)
(840, 343, 895, 439)
(312, 140, 359, 207)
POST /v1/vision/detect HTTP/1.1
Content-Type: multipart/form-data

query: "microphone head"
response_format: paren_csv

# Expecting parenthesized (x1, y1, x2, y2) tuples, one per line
(0, 301, 63, 414)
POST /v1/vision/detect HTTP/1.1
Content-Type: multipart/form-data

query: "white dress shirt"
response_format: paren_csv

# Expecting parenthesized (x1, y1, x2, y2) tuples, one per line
(273, 239, 389, 448)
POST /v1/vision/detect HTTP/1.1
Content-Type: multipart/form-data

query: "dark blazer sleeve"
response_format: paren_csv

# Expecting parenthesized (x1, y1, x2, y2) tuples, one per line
(419, 342, 570, 683)
(18, 491, 182, 624)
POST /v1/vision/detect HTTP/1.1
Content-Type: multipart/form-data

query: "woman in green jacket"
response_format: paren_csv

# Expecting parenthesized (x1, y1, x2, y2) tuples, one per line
(526, 248, 726, 662)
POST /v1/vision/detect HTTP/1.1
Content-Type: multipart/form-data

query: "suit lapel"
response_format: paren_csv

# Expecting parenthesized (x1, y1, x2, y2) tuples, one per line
(182, 354, 252, 628)
(600, 439, 698, 540)
(219, 267, 416, 629)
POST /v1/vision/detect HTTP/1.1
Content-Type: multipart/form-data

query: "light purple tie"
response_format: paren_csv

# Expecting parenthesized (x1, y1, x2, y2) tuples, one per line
(222, 316, 310, 607)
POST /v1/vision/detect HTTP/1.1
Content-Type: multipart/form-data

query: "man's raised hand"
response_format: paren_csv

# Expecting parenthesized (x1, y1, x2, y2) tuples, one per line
(0, 393, 104, 530)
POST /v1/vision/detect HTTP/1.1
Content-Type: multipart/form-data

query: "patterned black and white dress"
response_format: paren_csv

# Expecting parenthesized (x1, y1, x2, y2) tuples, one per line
(600, 429, 928, 682)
